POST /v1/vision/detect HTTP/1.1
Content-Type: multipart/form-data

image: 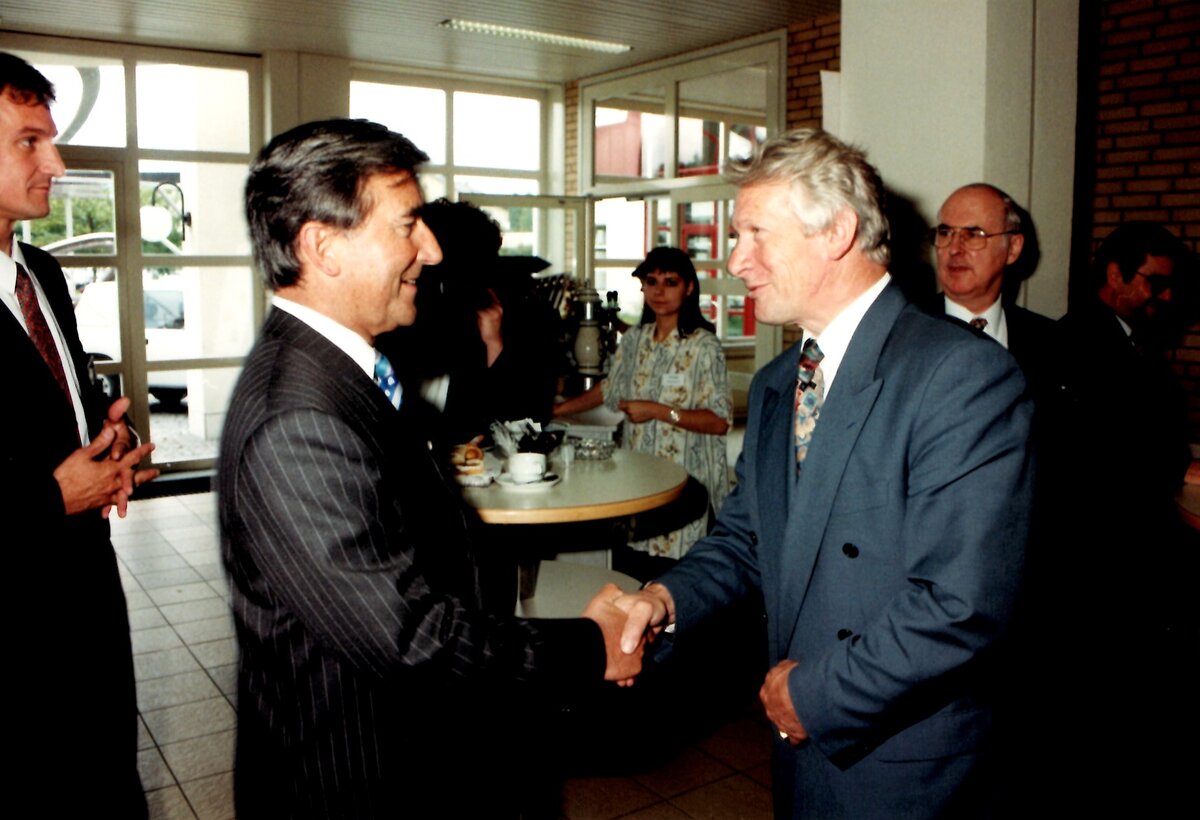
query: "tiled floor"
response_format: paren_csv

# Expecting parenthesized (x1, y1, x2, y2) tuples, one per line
(113, 491, 773, 819)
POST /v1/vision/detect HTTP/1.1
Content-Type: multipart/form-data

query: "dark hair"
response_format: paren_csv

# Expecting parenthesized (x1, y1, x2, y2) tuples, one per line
(245, 118, 428, 289)
(0, 52, 56, 106)
(633, 246, 716, 337)
(1092, 221, 1188, 291)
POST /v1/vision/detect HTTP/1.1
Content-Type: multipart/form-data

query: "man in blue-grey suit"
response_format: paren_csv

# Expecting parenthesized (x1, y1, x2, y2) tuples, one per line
(618, 130, 1033, 817)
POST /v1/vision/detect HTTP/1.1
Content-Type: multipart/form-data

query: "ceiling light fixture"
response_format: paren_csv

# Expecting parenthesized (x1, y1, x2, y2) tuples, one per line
(439, 19, 632, 54)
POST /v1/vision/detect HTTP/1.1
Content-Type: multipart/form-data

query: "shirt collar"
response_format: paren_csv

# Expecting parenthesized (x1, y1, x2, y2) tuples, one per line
(805, 272, 891, 396)
(271, 295, 377, 380)
(943, 294, 1008, 349)
(0, 241, 28, 296)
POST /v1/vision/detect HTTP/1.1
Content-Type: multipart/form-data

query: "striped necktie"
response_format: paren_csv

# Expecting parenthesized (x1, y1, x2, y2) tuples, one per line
(794, 338, 825, 472)
(374, 351, 401, 409)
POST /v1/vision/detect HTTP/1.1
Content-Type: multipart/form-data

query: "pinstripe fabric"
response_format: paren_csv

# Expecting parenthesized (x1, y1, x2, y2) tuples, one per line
(220, 309, 604, 818)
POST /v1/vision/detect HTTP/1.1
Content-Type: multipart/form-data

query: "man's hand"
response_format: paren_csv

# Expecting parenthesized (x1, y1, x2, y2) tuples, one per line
(53, 426, 157, 519)
(102, 396, 134, 459)
(617, 400, 663, 424)
(582, 583, 644, 684)
(760, 659, 808, 746)
(612, 582, 674, 655)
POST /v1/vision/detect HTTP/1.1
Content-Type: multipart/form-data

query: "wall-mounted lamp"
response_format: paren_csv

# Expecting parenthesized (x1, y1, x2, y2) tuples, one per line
(140, 181, 192, 244)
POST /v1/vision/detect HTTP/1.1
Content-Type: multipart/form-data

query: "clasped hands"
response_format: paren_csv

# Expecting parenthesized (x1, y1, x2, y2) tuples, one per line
(583, 582, 808, 744)
(581, 582, 673, 684)
(53, 397, 159, 519)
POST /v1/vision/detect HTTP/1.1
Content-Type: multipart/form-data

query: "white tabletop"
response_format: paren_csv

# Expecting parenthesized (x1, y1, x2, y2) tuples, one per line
(515, 560, 640, 618)
(463, 448, 688, 524)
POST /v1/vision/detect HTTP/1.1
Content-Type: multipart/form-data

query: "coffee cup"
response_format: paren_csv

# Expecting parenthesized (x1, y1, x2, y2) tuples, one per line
(507, 452, 546, 484)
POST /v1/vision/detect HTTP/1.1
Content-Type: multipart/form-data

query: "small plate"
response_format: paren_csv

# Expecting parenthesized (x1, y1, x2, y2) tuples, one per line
(496, 472, 561, 492)
(455, 470, 497, 487)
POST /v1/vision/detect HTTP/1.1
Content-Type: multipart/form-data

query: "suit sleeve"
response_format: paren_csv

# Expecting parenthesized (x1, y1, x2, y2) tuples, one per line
(792, 341, 1033, 764)
(229, 408, 605, 687)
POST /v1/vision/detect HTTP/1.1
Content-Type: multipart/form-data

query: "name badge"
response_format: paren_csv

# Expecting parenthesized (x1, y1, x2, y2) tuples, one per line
(661, 373, 686, 388)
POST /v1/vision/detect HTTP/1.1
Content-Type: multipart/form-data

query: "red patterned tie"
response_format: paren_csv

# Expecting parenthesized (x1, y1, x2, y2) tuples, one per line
(15, 262, 75, 404)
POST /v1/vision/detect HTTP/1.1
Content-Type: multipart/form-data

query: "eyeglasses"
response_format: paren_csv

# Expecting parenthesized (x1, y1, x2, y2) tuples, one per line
(931, 225, 1019, 250)
(1134, 271, 1173, 296)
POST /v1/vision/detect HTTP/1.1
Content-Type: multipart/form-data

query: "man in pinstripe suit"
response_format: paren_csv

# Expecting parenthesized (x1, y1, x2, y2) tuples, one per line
(221, 119, 640, 818)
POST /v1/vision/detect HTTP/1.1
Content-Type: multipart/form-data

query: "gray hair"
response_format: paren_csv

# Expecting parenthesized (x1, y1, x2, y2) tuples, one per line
(727, 128, 890, 266)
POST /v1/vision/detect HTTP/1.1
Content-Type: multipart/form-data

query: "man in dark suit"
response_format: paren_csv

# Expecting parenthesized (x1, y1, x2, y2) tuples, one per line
(1052, 221, 1196, 816)
(932, 183, 1058, 399)
(1, 53, 156, 815)
(616, 130, 1033, 817)
(221, 118, 640, 818)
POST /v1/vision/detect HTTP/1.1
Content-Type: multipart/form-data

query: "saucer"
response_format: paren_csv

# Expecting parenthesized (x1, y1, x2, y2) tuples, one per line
(497, 472, 561, 492)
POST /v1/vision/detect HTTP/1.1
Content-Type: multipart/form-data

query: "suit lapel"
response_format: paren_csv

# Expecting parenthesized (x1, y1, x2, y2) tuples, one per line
(774, 284, 905, 652)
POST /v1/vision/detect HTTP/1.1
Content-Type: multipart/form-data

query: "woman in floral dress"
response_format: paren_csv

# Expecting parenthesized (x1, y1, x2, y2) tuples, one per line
(554, 247, 732, 564)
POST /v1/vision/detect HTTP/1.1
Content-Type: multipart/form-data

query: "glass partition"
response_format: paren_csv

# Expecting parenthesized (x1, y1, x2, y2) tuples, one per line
(593, 86, 668, 181)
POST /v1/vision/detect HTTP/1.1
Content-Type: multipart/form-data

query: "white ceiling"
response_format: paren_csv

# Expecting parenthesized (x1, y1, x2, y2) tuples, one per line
(0, 0, 839, 83)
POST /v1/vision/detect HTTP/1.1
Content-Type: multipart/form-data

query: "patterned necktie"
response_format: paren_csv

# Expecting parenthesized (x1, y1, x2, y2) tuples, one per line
(969, 317, 988, 330)
(374, 351, 401, 409)
(794, 337, 825, 472)
(15, 262, 75, 404)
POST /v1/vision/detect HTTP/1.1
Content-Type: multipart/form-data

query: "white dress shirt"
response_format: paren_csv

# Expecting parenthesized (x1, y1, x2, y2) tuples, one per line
(804, 273, 892, 397)
(944, 295, 1009, 350)
(2, 243, 91, 443)
(271, 296, 401, 403)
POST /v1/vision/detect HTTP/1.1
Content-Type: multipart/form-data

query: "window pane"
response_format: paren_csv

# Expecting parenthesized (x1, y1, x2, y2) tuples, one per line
(475, 205, 537, 257)
(678, 117, 720, 177)
(141, 266, 256, 361)
(146, 365, 241, 464)
(453, 92, 540, 170)
(729, 124, 767, 164)
(594, 87, 667, 180)
(455, 176, 538, 196)
(21, 53, 127, 147)
(350, 82, 446, 164)
(27, 169, 117, 256)
(679, 65, 767, 175)
(419, 173, 447, 202)
(593, 197, 648, 261)
(139, 161, 250, 256)
(594, 265, 643, 325)
(136, 63, 250, 152)
(680, 201, 718, 261)
(74, 271, 125, 364)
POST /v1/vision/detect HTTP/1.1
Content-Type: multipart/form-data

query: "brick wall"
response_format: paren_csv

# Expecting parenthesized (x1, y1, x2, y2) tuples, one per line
(787, 13, 841, 130)
(1086, 0, 1200, 444)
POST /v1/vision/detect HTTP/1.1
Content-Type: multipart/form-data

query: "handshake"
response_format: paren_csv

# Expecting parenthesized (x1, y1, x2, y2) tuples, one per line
(581, 582, 675, 685)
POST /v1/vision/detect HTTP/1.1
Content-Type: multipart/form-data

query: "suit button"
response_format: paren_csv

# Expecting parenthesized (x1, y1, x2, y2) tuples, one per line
(749, 532, 759, 545)
(837, 628, 853, 640)
(842, 543, 859, 558)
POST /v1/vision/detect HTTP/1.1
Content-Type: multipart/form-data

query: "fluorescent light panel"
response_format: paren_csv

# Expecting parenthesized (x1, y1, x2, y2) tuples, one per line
(439, 19, 632, 54)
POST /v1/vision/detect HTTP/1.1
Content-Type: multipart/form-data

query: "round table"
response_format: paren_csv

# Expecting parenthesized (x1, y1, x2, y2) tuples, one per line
(463, 449, 689, 524)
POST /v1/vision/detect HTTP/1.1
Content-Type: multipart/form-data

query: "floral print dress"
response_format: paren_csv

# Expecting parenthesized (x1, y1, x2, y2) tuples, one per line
(602, 324, 732, 558)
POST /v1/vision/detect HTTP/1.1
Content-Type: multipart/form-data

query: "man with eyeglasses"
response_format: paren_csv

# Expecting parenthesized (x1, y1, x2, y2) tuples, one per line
(932, 184, 1058, 400)
(1050, 221, 1197, 816)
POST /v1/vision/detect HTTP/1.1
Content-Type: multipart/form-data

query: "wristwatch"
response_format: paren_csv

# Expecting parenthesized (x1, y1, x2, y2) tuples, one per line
(667, 405, 681, 426)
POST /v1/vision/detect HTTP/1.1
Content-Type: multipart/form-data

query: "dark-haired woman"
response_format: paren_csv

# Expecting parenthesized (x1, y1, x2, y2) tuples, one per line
(553, 247, 731, 562)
